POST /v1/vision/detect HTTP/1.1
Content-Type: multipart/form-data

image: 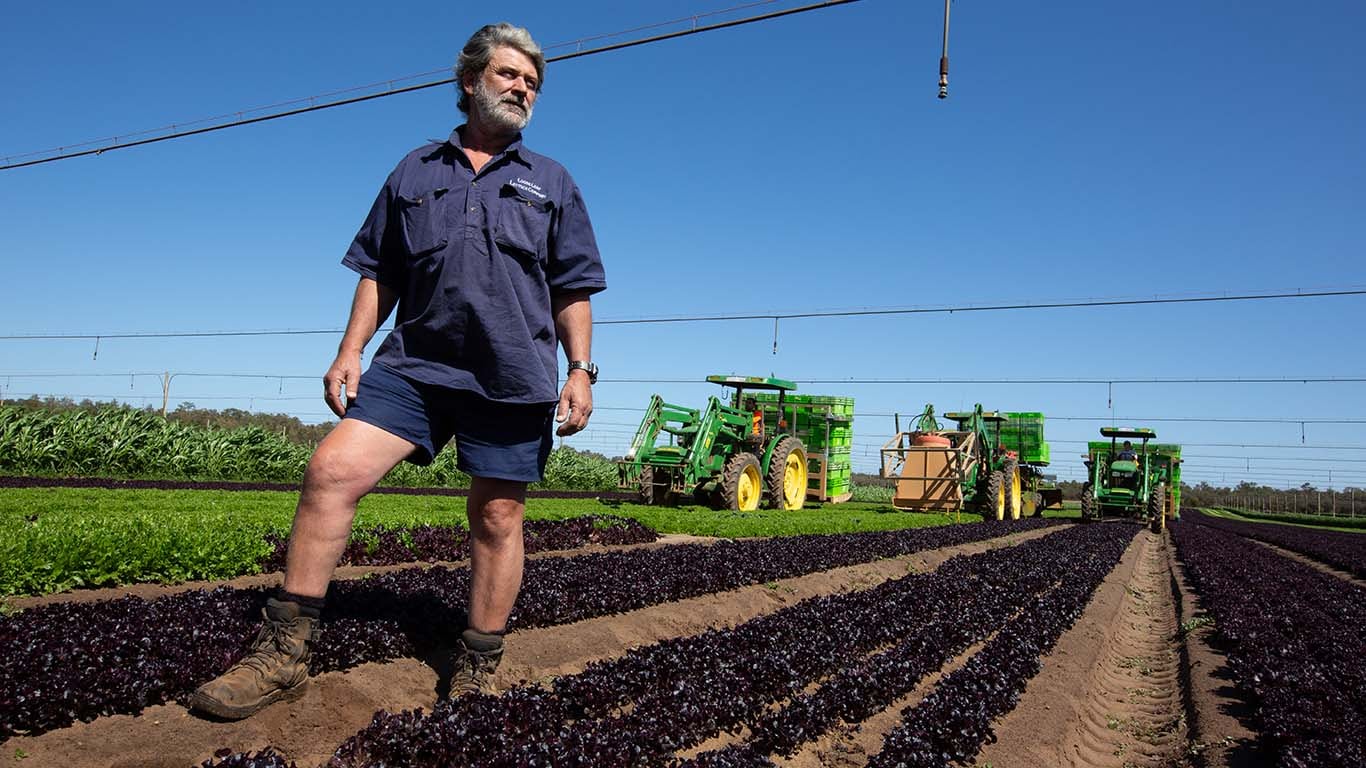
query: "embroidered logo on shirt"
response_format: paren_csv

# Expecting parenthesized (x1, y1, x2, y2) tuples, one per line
(511, 177, 547, 199)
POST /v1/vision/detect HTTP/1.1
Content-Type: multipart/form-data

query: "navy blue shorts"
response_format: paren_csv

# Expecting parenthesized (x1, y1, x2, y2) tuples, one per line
(343, 363, 555, 482)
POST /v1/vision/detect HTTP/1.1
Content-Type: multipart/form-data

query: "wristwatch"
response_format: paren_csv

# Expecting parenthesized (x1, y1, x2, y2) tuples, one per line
(567, 360, 598, 385)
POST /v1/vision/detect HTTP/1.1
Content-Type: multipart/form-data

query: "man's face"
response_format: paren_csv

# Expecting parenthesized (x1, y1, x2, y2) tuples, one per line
(468, 46, 539, 133)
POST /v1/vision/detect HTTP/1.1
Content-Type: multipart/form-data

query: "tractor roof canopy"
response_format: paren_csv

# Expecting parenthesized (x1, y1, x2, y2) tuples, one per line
(1100, 427, 1157, 440)
(946, 410, 1008, 423)
(705, 375, 798, 392)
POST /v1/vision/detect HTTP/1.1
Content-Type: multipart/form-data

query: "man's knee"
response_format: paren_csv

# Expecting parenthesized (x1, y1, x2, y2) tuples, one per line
(470, 492, 525, 543)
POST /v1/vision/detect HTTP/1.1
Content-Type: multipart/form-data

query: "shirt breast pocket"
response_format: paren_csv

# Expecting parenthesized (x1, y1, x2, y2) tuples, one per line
(495, 185, 553, 264)
(397, 188, 450, 257)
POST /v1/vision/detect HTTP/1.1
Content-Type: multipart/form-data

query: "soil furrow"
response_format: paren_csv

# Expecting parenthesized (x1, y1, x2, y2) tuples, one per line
(966, 524, 1149, 768)
(1165, 529, 1264, 768)
(1249, 538, 1366, 589)
(1061, 531, 1188, 768)
(1, 527, 1059, 768)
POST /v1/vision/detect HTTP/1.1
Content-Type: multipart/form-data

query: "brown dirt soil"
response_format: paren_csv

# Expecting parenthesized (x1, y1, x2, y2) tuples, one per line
(1167, 533, 1264, 768)
(770, 522, 1256, 765)
(979, 529, 1187, 768)
(970, 527, 1264, 768)
(0, 528, 1059, 768)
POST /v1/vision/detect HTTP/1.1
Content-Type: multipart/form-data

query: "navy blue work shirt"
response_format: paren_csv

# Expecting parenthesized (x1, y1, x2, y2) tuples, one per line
(342, 126, 606, 404)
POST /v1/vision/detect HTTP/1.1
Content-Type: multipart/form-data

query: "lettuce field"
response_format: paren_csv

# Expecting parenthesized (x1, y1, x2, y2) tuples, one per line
(2, 458, 1366, 765)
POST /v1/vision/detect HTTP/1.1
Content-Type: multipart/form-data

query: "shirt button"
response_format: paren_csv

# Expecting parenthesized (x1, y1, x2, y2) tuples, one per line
(469, 207, 476, 212)
(472, 181, 478, 186)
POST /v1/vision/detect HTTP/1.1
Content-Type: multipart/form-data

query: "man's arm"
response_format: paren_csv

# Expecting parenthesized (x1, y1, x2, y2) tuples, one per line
(324, 277, 399, 417)
(552, 289, 594, 436)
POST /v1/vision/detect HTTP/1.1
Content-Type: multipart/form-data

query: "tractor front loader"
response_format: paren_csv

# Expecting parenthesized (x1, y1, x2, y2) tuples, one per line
(618, 376, 809, 511)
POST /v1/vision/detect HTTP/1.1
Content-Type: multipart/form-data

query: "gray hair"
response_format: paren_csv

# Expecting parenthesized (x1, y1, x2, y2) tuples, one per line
(455, 23, 545, 114)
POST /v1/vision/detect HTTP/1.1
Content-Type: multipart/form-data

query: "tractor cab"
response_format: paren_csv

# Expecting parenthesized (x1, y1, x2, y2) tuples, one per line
(1101, 427, 1154, 493)
(706, 375, 799, 444)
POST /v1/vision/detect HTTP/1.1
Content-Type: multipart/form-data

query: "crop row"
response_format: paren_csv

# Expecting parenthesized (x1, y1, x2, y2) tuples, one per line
(0, 488, 639, 597)
(203, 524, 1128, 767)
(256, 516, 657, 570)
(1187, 508, 1366, 578)
(0, 403, 619, 489)
(0, 518, 1056, 739)
(865, 522, 1134, 767)
(1172, 519, 1366, 767)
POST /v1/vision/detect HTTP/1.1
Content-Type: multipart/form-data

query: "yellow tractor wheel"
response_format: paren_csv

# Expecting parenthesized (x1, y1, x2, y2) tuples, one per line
(721, 452, 763, 511)
(766, 437, 808, 510)
(1007, 467, 1023, 520)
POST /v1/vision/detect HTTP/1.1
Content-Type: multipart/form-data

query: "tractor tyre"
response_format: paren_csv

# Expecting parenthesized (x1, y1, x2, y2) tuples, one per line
(719, 452, 764, 511)
(1080, 483, 1095, 521)
(765, 437, 808, 511)
(1003, 459, 1022, 520)
(1148, 483, 1167, 533)
(981, 470, 1006, 521)
(638, 466, 656, 505)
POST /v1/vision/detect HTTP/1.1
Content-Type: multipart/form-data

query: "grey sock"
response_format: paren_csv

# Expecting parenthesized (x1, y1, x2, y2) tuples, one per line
(461, 627, 505, 653)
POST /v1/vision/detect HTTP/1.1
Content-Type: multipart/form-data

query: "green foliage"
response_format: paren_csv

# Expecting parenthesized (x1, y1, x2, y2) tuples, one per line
(1209, 506, 1366, 533)
(592, 500, 955, 538)
(850, 482, 894, 503)
(0, 404, 620, 490)
(0, 489, 956, 597)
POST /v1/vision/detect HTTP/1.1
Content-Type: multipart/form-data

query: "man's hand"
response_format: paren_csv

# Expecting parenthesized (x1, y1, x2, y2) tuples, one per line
(323, 352, 362, 417)
(555, 371, 593, 436)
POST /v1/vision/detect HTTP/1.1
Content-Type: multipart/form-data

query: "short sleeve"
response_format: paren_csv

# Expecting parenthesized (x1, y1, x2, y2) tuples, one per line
(341, 165, 406, 289)
(546, 181, 606, 295)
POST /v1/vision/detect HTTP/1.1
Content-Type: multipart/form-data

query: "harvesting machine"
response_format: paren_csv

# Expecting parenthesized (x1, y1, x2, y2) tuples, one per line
(997, 412, 1064, 516)
(1080, 427, 1183, 531)
(879, 404, 1024, 520)
(617, 375, 853, 511)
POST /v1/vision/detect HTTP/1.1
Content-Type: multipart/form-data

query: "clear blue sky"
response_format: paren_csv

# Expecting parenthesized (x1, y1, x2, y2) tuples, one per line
(3, 0, 1365, 490)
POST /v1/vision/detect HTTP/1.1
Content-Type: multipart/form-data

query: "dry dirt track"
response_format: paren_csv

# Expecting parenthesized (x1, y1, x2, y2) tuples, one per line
(1, 524, 1269, 768)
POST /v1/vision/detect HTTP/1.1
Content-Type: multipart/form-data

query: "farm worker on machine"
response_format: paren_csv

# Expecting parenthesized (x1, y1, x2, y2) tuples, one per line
(191, 22, 606, 720)
(1117, 440, 1138, 461)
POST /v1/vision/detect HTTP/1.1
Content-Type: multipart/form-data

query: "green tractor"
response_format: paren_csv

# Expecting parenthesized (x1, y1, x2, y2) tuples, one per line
(880, 404, 1022, 520)
(617, 375, 810, 511)
(1080, 427, 1183, 532)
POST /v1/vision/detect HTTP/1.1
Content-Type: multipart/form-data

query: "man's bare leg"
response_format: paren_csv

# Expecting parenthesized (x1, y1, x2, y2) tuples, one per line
(190, 418, 417, 719)
(283, 418, 418, 596)
(465, 476, 527, 633)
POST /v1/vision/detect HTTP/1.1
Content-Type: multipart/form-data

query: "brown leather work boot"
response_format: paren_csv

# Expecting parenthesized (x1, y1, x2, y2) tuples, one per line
(451, 628, 504, 697)
(189, 597, 318, 719)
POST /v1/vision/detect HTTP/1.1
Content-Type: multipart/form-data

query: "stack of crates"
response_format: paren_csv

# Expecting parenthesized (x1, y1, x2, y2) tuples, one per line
(753, 393, 855, 503)
(1152, 443, 1183, 516)
(1000, 412, 1049, 465)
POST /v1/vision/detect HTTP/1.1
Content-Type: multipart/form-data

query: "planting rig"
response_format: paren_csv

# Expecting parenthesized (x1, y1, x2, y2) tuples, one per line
(1080, 427, 1183, 531)
(617, 375, 851, 511)
(879, 404, 1023, 520)
(998, 412, 1064, 516)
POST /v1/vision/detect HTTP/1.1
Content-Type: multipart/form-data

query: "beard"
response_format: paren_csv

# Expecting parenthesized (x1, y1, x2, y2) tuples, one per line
(472, 78, 533, 133)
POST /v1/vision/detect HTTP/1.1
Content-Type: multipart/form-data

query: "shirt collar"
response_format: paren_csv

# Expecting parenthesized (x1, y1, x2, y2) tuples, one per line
(445, 125, 535, 169)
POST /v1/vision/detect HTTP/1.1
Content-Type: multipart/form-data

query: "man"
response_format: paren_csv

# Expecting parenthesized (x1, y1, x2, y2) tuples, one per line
(190, 22, 605, 720)
(1117, 440, 1138, 462)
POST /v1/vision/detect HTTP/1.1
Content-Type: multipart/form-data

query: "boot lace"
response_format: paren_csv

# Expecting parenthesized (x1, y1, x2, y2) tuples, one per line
(234, 620, 292, 679)
(453, 647, 501, 694)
